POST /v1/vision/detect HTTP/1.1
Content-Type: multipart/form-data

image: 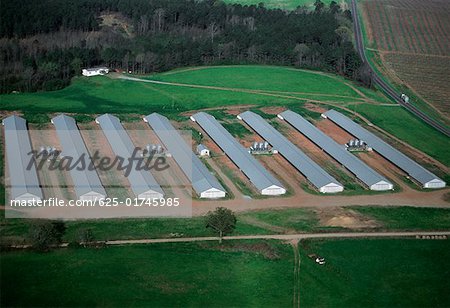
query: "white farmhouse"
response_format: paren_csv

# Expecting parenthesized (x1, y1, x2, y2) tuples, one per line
(82, 67, 109, 77)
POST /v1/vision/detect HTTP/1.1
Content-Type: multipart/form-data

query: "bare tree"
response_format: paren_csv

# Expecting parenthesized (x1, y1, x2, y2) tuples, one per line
(208, 22, 219, 43)
(138, 15, 149, 35)
(153, 8, 165, 32)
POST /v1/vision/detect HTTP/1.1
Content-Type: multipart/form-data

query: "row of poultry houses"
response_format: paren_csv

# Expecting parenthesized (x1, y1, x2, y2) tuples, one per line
(3, 109, 445, 202)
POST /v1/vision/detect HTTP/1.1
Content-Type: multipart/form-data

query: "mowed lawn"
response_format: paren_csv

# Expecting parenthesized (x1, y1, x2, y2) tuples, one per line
(299, 239, 450, 307)
(1, 241, 294, 307)
(155, 66, 360, 97)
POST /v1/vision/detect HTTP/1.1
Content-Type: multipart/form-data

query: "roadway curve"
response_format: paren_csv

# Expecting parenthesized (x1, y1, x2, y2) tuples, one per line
(350, 0, 450, 137)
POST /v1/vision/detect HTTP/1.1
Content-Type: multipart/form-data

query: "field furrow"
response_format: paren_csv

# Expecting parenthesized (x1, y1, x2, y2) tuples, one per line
(361, 0, 450, 119)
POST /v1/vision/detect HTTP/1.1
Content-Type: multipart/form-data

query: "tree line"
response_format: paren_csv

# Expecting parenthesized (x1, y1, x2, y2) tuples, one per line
(0, 0, 363, 93)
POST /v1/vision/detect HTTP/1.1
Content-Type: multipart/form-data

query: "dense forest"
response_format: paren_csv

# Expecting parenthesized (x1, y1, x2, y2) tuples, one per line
(0, 0, 362, 93)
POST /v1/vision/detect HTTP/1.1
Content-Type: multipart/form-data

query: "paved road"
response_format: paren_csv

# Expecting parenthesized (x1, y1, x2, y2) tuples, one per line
(350, 0, 450, 137)
(106, 231, 450, 245)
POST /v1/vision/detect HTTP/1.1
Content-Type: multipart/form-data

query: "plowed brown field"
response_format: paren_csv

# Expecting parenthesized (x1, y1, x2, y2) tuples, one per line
(361, 0, 450, 117)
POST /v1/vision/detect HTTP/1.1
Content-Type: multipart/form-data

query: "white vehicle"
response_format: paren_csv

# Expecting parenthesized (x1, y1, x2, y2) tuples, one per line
(315, 257, 326, 265)
(400, 93, 409, 103)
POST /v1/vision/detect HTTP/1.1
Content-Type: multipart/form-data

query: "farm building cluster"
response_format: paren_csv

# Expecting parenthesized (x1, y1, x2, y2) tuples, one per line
(2, 109, 446, 204)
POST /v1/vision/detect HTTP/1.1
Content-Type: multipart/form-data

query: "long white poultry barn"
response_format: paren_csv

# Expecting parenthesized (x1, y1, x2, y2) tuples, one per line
(191, 112, 286, 195)
(96, 114, 164, 199)
(238, 111, 344, 193)
(322, 110, 446, 189)
(278, 110, 393, 191)
(143, 113, 226, 199)
(52, 115, 107, 201)
(2, 115, 43, 202)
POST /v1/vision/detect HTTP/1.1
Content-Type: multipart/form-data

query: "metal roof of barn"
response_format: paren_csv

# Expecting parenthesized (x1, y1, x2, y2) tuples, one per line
(96, 114, 164, 197)
(191, 112, 285, 193)
(2, 115, 43, 201)
(279, 110, 393, 189)
(238, 111, 343, 191)
(322, 109, 445, 187)
(143, 113, 225, 196)
(197, 144, 208, 152)
(52, 114, 107, 199)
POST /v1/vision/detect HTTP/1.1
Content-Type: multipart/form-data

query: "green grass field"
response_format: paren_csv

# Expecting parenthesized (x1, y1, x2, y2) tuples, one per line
(222, 0, 334, 10)
(351, 206, 450, 231)
(0, 66, 380, 116)
(0, 241, 294, 307)
(299, 239, 450, 307)
(156, 66, 360, 97)
(1, 238, 449, 306)
(240, 206, 450, 233)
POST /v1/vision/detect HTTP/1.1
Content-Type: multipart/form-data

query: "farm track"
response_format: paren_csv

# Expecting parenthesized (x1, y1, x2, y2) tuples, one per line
(104, 231, 450, 245)
(354, 0, 450, 136)
(291, 240, 301, 308)
(10, 231, 450, 249)
(117, 75, 377, 104)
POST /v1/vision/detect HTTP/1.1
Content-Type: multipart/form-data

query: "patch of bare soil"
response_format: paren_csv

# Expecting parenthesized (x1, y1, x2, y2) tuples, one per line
(260, 106, 286, 115)
(315, 118, 353, 145)
(258, 154, 310, 196)
(225, 108, 243, 116)
(356, 151, 407, 188)
(303, 103, 327, 114)
(316, 208, 381, 229)
(0, 110, 22, 121)
(181, 104, 255, 117)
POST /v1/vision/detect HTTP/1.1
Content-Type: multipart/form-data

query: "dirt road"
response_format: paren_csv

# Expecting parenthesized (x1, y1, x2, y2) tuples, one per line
(105, 231, 450, 245)
(190, 188, 449, 216)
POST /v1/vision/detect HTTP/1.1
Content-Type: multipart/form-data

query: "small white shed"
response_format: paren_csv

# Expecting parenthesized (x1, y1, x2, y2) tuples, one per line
(197, 144, 210, 157)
